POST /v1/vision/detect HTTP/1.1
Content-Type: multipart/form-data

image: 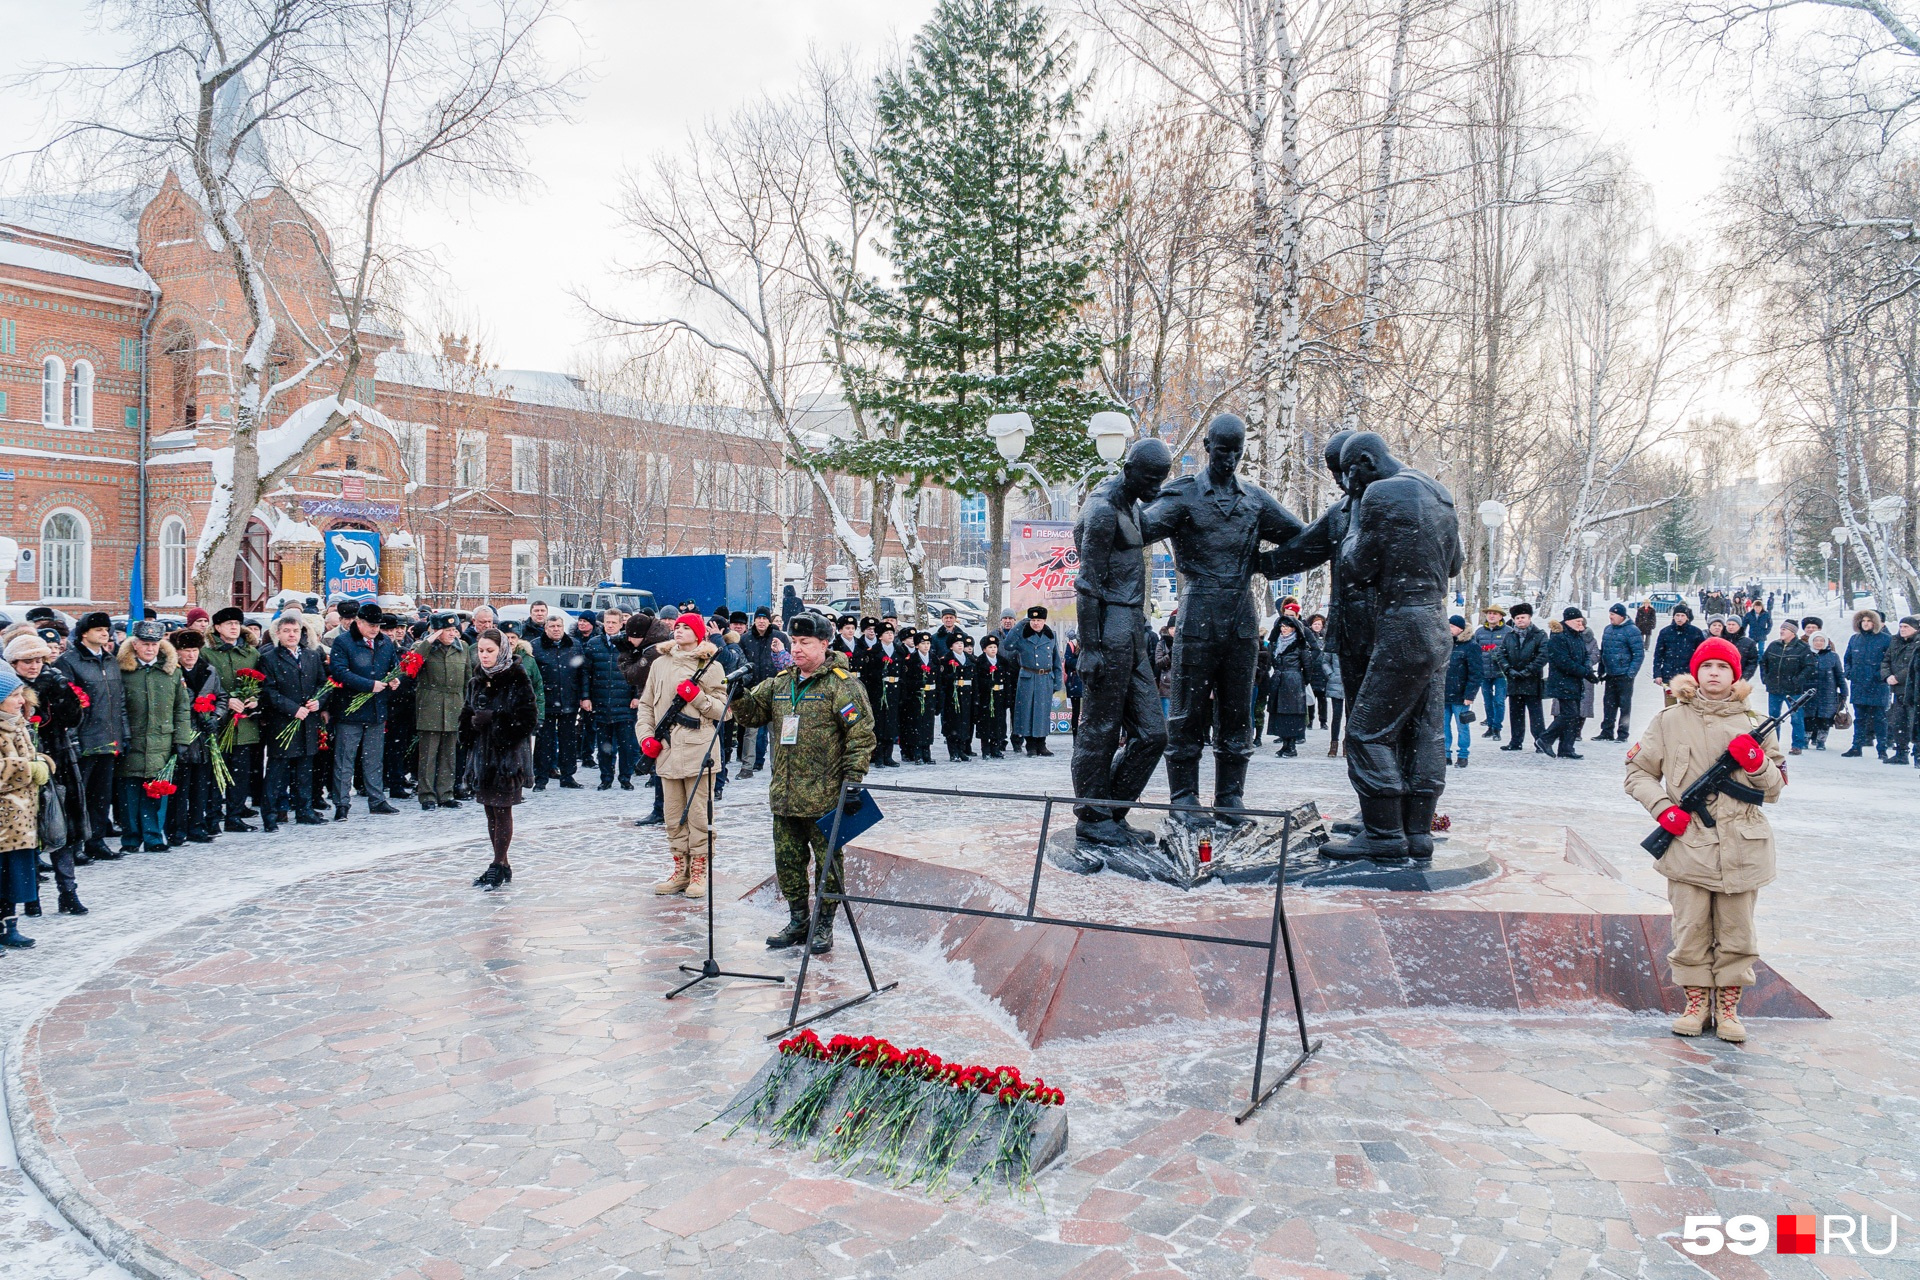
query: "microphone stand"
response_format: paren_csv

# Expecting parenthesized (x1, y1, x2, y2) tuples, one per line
(666, 673, 786, 999)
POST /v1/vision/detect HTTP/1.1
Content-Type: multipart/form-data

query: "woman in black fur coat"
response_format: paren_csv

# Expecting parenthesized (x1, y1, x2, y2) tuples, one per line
(461, 629, 538, 889)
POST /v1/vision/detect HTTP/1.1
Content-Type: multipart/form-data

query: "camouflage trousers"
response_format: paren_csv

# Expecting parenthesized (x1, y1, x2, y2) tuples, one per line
(772, 815, 843, 913)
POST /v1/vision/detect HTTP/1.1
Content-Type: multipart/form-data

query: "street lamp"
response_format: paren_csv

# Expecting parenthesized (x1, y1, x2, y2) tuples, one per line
(1818, 540, 1832, 602)
(1831, 525, 1851, 605)
(987, 412, 1033, 464)
(1478, 500, 1507, 602)
(1663, 551, 1678, 590)
(1628, 543, 1643, 594)
(1087, 412, 1132, 466)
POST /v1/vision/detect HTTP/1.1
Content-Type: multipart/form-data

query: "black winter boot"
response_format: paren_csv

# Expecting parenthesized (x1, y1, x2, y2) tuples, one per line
(766, 900, 811, 949)
(808, 905, 836, 955)
(1212, 756, 1250, 821)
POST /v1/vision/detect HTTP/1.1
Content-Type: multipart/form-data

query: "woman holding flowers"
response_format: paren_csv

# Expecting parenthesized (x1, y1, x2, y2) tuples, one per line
(117, 620, 194, 854)
(259, 613, 327, 831)
(0, 664, 54, 948)
(461, 629, 538, 890)
(166, 629, 226, 846)
(7, 632, 87, 914)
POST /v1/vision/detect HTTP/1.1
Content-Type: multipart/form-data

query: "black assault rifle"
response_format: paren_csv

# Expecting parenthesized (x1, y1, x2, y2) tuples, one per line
(1640, 687, 1812, 859)
(640, 653, 727, 754)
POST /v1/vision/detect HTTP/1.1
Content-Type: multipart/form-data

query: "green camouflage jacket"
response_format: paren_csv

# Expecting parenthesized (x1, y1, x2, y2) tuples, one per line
(734, 651, 875, 818)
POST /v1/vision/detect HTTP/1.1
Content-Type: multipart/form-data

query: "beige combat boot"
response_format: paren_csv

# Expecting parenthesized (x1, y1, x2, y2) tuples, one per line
(684, 855, 709, 900)
(1670, 986, 1713, 1036)
(1715, 987, 1747, 1043)
(653, 854, 690, 896)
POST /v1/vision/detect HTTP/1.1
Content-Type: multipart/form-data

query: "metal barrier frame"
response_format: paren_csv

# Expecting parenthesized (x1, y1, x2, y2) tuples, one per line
(769, 781, 1321, 1122)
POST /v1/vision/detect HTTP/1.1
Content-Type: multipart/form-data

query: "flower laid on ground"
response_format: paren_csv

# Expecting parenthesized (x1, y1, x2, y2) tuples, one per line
(726, 1030, 1063, 1197)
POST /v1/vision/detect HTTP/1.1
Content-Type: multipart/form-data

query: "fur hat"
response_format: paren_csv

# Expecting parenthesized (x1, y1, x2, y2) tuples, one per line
(212, 606, 245, 627)
(130, 619, 165, 642)
(1510, 602, 1534, 618)
(76, 611, 112, 637)
(624, 614, 651, 639)
(1027, 606, 1048, 620)
(171, 627, 205, 650)
(1691, 636, 1743, 680)
(4, 634, 53, 662)
(788, 612, 832, 641)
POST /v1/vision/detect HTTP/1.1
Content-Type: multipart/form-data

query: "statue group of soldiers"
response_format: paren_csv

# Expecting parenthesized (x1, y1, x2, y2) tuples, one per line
(1071, 414, 1464, 864)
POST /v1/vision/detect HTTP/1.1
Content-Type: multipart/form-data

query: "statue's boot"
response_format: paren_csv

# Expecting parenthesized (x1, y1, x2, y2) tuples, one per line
(1075, 817, 1137, 847)
(1212, 755, 1250, 824)
(1166, 757, 1208, 827)
(1319, 796, 1408, 861)
(1402, 794, 1439, 859)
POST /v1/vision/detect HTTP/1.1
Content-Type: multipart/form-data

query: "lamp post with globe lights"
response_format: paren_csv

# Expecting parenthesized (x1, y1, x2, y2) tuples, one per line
(1831, 526, 1851, 606)
(1819, 541, 1833, 603)
(1579, 529, 1600, 614)
(1663, 551, 1678, 591)
(1478, 500, 1507, 605)
(1628, 543, 1643, 595)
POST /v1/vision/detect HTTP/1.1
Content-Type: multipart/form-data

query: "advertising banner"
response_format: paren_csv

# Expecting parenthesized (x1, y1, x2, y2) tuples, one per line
(1008, 520, 1079, 627)
(1007, 520, 1078, 734)
(323, 528, 382, 601)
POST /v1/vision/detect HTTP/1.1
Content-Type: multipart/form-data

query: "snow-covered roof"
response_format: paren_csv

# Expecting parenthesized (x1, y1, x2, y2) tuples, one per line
(0, 189, 149, 251)
(373, 348, 777, 437)
(0, 237, 156, 293)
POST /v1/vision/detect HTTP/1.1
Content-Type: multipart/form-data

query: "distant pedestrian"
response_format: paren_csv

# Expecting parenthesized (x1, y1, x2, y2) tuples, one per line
(9, 633, 86, 915)
(1444, 615, 1483, 767)
(0, 664, 51, 949)
(1804, 632, 1847, 750)
(1009, 606, 1062, 756)
(1496, 603, 1547, 750)
(463, 629, 538, 890)
(1539, 609, 1600, 758)
(1266, 614, 1315, 757)
(53, 612, 126, 863)
(1842, 609, 1893, 758)
(1471, 605, 1508, 740)
(1597, 603, 1645, 742)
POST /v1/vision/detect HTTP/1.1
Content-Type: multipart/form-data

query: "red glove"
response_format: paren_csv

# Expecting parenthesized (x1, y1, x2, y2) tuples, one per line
(676, 679, 700, 702)
(640, 736, 663, 759)
(1727, 733, 1764, 773)
(1657, 806, 1690, 836)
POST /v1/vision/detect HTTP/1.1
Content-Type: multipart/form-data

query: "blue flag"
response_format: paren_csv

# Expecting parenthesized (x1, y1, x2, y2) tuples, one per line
(128, 542, 144, 622)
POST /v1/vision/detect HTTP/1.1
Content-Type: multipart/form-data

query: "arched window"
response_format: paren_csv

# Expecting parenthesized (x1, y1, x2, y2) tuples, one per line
(71, 360, 94, 428)
(159, 517, 187, 600)
(161, 323, 195, 426)
(41, 357, 65, 427)
(41, 511, 88, 601)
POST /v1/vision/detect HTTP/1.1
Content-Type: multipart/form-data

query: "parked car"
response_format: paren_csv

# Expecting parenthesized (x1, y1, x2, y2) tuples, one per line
(1649, 591, 1684, 611)
(922, 595, 987, 628)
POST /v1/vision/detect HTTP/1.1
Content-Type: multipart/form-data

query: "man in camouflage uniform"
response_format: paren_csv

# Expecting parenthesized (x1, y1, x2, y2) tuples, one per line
(732, 611, 876, 955)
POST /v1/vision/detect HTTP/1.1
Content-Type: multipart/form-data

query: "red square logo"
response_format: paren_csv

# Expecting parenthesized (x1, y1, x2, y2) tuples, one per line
(1778, 1214, 1816, 1254)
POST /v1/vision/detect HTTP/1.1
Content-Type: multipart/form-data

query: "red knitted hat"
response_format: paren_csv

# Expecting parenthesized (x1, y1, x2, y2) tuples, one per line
(1690, 636, 1742, 681)
(675, 611, 707, 643)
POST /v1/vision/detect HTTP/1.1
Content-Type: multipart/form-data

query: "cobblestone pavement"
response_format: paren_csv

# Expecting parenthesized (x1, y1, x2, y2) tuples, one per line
(3, 674, 1918, 1279)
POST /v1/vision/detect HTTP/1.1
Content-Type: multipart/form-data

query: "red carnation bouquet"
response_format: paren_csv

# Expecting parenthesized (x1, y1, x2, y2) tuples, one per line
(143, 753, 179, 800)
(742, 1029, 1064, 1194)
(192, 692, 218, 715)
(217, 668, 266, 753)
(400, 650, 425, 678)
(69, 682, 90, 710)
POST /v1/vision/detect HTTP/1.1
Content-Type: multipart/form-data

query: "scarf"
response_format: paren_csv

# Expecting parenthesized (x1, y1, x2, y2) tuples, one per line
(480, 647, 515, 677)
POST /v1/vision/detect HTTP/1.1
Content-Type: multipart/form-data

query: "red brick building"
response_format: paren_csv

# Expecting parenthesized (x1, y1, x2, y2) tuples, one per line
(0, 181, 962, 616)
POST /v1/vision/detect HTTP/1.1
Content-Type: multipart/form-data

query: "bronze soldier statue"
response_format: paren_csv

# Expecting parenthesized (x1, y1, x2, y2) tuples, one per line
(1140, 415, 1305, 825)
(1304, 432, 1462, 859)
(1071, 438, 1174, 845)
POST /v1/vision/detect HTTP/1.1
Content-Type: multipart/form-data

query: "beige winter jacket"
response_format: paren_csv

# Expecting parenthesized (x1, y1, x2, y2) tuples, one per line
(0, 709, 53, 852)
(1624, 675, 1786, 893)
(635, 641, 728, 779)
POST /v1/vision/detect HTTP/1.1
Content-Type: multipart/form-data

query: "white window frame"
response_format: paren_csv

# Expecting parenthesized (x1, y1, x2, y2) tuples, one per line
(511, 539, 539, 593)
(454, 563, 488, 596)
(41, 357, 65, 428)
(510, 438, 540, 494)
(456, 533, 488, 560)
(40, 509, 88, 601)
(159, 517, 187, 601)
(454, 431, 487, 490)
(70, 360, 95, 429)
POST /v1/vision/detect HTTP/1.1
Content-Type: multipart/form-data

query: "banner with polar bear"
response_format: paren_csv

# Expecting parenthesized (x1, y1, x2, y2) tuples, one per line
(324, 529, 382, 601)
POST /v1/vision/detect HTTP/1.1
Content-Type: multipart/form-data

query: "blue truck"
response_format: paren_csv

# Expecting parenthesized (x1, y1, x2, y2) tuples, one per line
(618, 554, 772, 616)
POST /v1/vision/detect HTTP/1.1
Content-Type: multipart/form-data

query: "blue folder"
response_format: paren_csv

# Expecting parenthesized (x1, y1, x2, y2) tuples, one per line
(818, 788, 883, 848)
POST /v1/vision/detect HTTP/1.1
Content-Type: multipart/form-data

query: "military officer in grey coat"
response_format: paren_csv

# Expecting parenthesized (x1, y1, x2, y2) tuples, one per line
(1008, 607, 1064, 755)
(1139, 414, 1306, 823)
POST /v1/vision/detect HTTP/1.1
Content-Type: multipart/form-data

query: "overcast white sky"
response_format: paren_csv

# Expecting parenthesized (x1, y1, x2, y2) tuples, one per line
(1, 0, 1746, 377)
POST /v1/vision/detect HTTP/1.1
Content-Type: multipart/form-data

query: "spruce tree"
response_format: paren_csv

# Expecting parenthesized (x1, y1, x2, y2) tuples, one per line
(832, 0, 1109, 616)
(1646, 488, 1711, 586)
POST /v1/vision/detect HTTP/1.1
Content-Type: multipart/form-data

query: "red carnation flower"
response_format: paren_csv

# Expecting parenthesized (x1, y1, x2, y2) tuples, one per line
(400, 651, 425, 677)
(192, 693, 218, 714)
(143, 779, 177, 799)
(237, 668, 266, 682)
(70, 683, 90, 709)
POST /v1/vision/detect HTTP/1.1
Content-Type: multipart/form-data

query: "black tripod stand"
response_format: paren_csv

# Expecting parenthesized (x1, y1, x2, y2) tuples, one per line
(665, 675, 785, 999)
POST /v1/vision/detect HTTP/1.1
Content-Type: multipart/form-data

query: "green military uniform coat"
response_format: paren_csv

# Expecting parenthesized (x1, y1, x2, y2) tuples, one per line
(116, 640, 195, 778)
(409, 638, 469, 734)
(205, 638, 264, 746)
(733, 651, 876, 908)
